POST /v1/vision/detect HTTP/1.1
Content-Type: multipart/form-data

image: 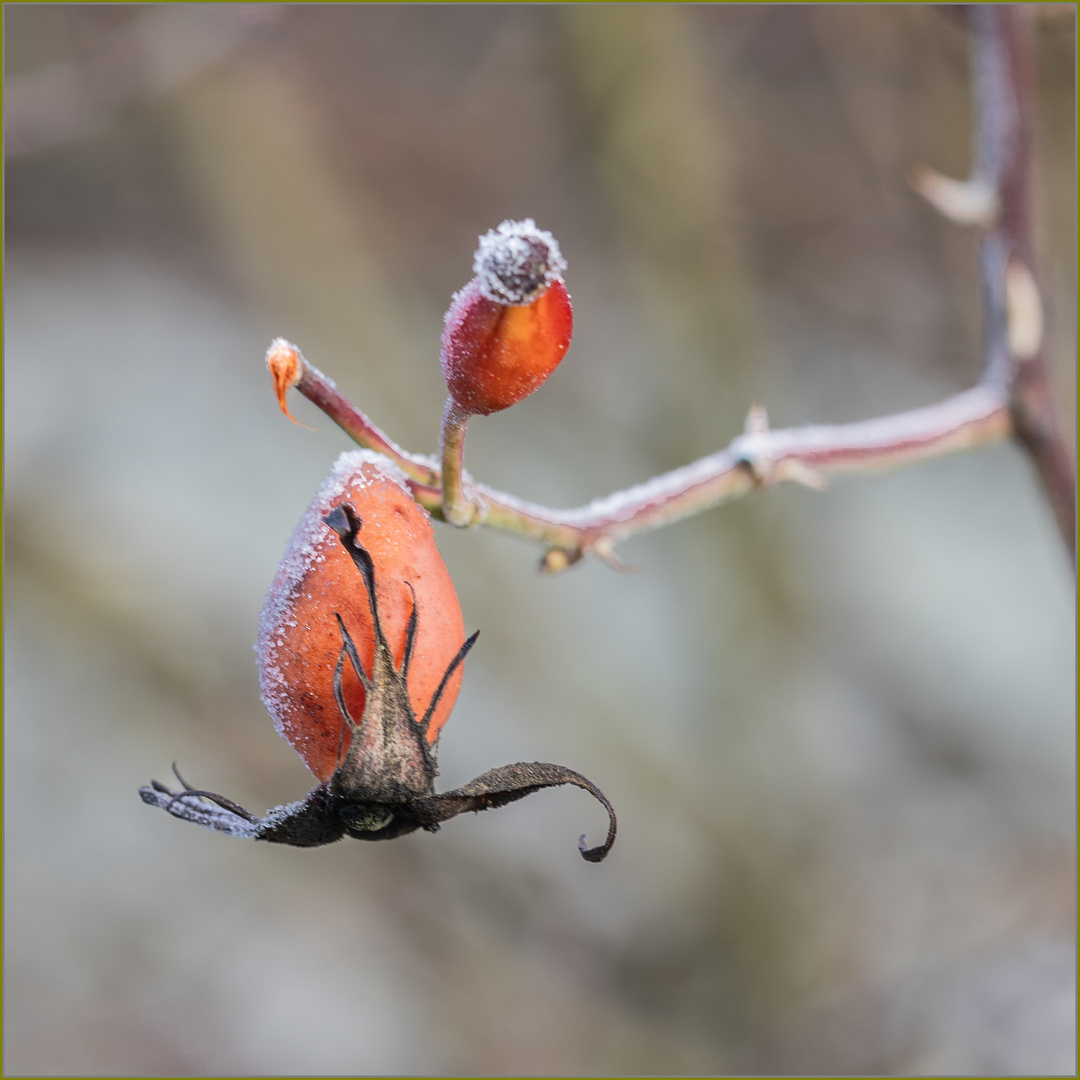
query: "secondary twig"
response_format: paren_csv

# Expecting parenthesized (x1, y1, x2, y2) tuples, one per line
(271, 8, 1072, 571)
(283, 347, 1010, 570)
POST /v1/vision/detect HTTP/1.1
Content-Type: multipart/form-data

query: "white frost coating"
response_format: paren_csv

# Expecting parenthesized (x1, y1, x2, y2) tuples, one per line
(473, 219, 566, 305)
(412, 451, 441, 473)
(256, 449, 411, 740)
(305, 359, 336, 391)
(265, 335, 294, 358)
(483, 449, 736, 527)
(477, 387, 1009, 534)
(142, 785, 262, 838)
(260, 799, 309, 829)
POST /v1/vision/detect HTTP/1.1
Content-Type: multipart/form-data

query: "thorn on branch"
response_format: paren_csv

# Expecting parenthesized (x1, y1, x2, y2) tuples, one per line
(732, 403, 827, 491)
(774, 460, 829, 491)
(908, 165, 999, 226)
(1005, 260, 1044, 361)
(592, 540, 638, 574)
(736, 401, 775, 485)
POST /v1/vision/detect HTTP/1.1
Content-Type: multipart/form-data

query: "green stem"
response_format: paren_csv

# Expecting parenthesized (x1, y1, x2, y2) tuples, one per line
(439, 398, 483, 527)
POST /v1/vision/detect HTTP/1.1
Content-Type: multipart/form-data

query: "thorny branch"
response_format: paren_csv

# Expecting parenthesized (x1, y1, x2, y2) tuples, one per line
(277, 8, 1073, 572)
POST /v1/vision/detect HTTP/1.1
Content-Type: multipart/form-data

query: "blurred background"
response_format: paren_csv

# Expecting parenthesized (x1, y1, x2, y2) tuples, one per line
(5, 5, 1075, 1075)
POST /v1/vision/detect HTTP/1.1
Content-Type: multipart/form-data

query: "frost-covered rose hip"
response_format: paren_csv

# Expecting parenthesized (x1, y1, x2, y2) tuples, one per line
(141, 449, 616, 860)
(441, 219, 573, 416)
(258, 449, 467, 779)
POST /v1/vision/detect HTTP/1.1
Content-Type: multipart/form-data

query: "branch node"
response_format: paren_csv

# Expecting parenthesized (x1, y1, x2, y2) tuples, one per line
(734, 402, 777, 485)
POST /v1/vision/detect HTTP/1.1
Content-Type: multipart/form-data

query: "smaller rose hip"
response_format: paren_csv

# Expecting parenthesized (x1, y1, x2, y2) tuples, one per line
(440, 219, 573, 416)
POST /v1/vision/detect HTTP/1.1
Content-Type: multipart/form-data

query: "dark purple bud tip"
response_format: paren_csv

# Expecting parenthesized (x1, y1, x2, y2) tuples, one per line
(473, 219, 567, 305)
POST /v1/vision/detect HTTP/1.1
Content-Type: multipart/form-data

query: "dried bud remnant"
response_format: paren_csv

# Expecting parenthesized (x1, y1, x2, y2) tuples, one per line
(474, 218, 567, 305)
(266, 338, 306, 425)
(441, 219, 573, 416)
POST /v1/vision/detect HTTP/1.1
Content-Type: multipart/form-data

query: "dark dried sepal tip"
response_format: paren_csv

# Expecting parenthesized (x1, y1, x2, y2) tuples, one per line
(578, 836, 608, 864)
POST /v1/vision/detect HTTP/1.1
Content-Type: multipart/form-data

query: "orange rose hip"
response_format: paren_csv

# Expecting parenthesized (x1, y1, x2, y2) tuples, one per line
(258, 449, 466, 781)
(141, 453, 616, 859)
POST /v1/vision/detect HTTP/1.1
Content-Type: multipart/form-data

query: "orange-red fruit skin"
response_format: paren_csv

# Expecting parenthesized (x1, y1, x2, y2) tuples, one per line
(258, 450, 466, 783)
(440, 277, 573, 415)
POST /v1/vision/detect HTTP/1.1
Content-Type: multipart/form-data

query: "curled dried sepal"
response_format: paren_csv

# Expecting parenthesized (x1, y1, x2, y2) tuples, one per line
(441, 219, 573, 416)
(412, 761, 617, 862)
(266, 337, 312, 427)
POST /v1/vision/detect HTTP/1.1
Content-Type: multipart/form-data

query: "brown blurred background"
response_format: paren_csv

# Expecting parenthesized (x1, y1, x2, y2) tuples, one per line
(5, 6, 1075, 1076)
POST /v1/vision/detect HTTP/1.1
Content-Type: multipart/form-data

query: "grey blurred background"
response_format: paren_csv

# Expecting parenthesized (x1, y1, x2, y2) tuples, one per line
(5, 6, 1075, 1076)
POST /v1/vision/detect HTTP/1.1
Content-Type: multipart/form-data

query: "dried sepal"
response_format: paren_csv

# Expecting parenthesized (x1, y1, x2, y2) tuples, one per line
(411, 761, 618, 862)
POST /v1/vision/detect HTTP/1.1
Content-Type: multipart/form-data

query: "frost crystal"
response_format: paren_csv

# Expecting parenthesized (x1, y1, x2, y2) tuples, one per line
(473, 219, 566, 305)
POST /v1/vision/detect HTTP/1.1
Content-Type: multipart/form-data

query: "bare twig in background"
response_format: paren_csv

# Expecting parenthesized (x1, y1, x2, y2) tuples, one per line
(275, 8, 1072, 571)
(914, 7, 1075, 554)
(5, 5, 279, 158)
(986, 8, 1076, 553)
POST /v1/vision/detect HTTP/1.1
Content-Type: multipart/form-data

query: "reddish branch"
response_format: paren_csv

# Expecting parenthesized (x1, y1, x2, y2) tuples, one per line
(983, 8, 1076, 554)
(274, 8, 1073, 571)
(283, 355, 1010, 572)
